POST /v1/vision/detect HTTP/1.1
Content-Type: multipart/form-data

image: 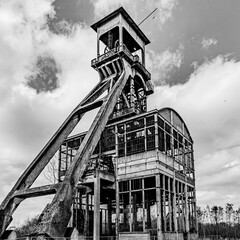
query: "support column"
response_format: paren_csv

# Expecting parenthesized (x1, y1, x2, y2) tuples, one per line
(163, 176, 166, 232)
(142, 185, 146, 231)
(173, 178, 178, 232)
(154, 114, 159, 149)
(84, 193, 89, 235)
(156, 174, 162, 240)
(97, 28, 100, 59)
(176, 181, 181, 232)
(129, 180, 132, 232)
(119, 15, 123, 51)
(168, 178, 172, 232)
(184, 184, 189, 233)
(93, 169, 100, 240)
(115, 179, 120, 240)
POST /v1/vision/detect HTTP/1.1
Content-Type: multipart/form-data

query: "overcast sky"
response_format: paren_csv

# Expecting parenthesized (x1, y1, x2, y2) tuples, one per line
(1, 0, 240, 226)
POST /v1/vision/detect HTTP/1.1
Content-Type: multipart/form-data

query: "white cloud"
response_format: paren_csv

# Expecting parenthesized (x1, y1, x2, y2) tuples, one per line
(157, 0, 179, 24)
(148, 55, 240, 207)
(92, 0, 129, 19)
(146, 44, 184, 85)
(143, 0, 179, 25)
(201, 37, 218, 49)
(0, 0, 99, 225)
(92, 0, 179, 26)
(91, 0, 141, 22)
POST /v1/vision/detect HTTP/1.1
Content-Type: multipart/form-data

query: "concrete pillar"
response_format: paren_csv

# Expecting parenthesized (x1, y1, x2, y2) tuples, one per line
(142, 185, 146, 231)
(93, 169, 100, 240)
(184, 184, 189, 233)
(129, 180, 132, 232)
(119, 15, 123, 51)
(154, 114, 159, 149)
(115, 179, 120, 240)
(163, 176, 166, 231)
(156, 174, 162, 240)
(173, 178, 178, 232)
(97, 28, 100, 58)
(168, 178, 172, 232)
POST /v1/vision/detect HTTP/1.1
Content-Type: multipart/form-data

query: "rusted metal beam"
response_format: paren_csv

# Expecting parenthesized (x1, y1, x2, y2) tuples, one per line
(0, 79, 111, 237)
(35, 61, 131, 237)
(13, 184, 61, 199)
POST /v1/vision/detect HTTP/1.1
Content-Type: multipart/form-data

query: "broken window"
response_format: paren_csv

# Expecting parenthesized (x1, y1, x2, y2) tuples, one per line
(146, 126, 155, 151)
(126, 130, 145, 155)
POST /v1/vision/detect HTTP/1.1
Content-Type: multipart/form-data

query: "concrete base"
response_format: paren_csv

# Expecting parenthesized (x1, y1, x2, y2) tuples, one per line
(161, 232, 198, 240)
(188, 233, 198, 240)
(163, 232, 184, 240)
(119, 232, 150, 240)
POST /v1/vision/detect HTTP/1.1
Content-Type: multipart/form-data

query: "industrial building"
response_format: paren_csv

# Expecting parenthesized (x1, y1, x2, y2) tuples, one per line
(0, 7, 197, 240)
(58, 7, 197, 240)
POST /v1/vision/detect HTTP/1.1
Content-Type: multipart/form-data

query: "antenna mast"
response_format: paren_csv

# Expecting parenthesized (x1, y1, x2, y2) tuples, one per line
(138, 8, 158, 26)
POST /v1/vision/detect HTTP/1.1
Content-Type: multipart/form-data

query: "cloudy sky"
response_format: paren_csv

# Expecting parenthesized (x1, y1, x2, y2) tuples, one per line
(1, 0, 240, 226)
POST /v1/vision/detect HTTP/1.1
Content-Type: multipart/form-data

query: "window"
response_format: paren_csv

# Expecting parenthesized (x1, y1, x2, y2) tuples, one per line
(144, 177, 156, 189)
(131, 179, 142, 190)
(126, 118, 144, 132)
(147, 127, 155, 151)
(158, 116, 164, 129)
(126, 130, 145, 155)
(119, 180, 129, 192)
(146, 115, 154, 126)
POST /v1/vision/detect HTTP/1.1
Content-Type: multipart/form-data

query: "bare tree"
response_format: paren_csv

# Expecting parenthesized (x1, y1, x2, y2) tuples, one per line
(211, 206, 223, 225)
(225, 203, 234, 225)
(43, 153, 58, 184)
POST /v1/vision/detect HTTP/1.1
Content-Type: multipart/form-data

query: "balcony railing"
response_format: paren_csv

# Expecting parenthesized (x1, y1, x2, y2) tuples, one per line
(83, 155, 114, 176)
(91, 44, 151, 80)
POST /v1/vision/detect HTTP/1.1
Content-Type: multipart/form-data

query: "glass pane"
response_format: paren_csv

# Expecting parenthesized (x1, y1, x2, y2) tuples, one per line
(146, 115, 154, 126)
(131, 191, 143, 231)
(131, 179, 142, 190)
(119, 193, 130, 232)
(145, 189, 157, 230)
(144, 177, 156, 189)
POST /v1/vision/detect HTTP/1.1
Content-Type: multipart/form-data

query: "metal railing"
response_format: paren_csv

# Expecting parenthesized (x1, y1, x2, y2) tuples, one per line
(91, 45, 137, 66)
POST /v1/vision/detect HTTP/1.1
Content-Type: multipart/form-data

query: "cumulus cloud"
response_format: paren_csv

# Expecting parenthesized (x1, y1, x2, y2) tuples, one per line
(146, 44, 184, 85)
(142, 0, 179, 25)
(201, 37, 218, 49)
(92, 0, 179, 26)
(92, 0, 130, 19)
(0, 0, 98, 224)
(91, 0, 142, 23)
(148, 55, 240, 206)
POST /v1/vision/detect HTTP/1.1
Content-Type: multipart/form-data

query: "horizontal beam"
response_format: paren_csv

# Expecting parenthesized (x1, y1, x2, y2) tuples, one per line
(99, 170, 115, 182)
(13, 184, 61, 199)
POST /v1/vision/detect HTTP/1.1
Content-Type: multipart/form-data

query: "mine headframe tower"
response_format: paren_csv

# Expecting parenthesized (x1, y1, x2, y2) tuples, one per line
(0, 7, 153, 239)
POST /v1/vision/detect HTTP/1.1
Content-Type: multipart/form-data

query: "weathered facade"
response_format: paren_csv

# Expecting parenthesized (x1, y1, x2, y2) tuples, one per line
(60, 108, 197, 240)
(0, 7, 197, 240)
